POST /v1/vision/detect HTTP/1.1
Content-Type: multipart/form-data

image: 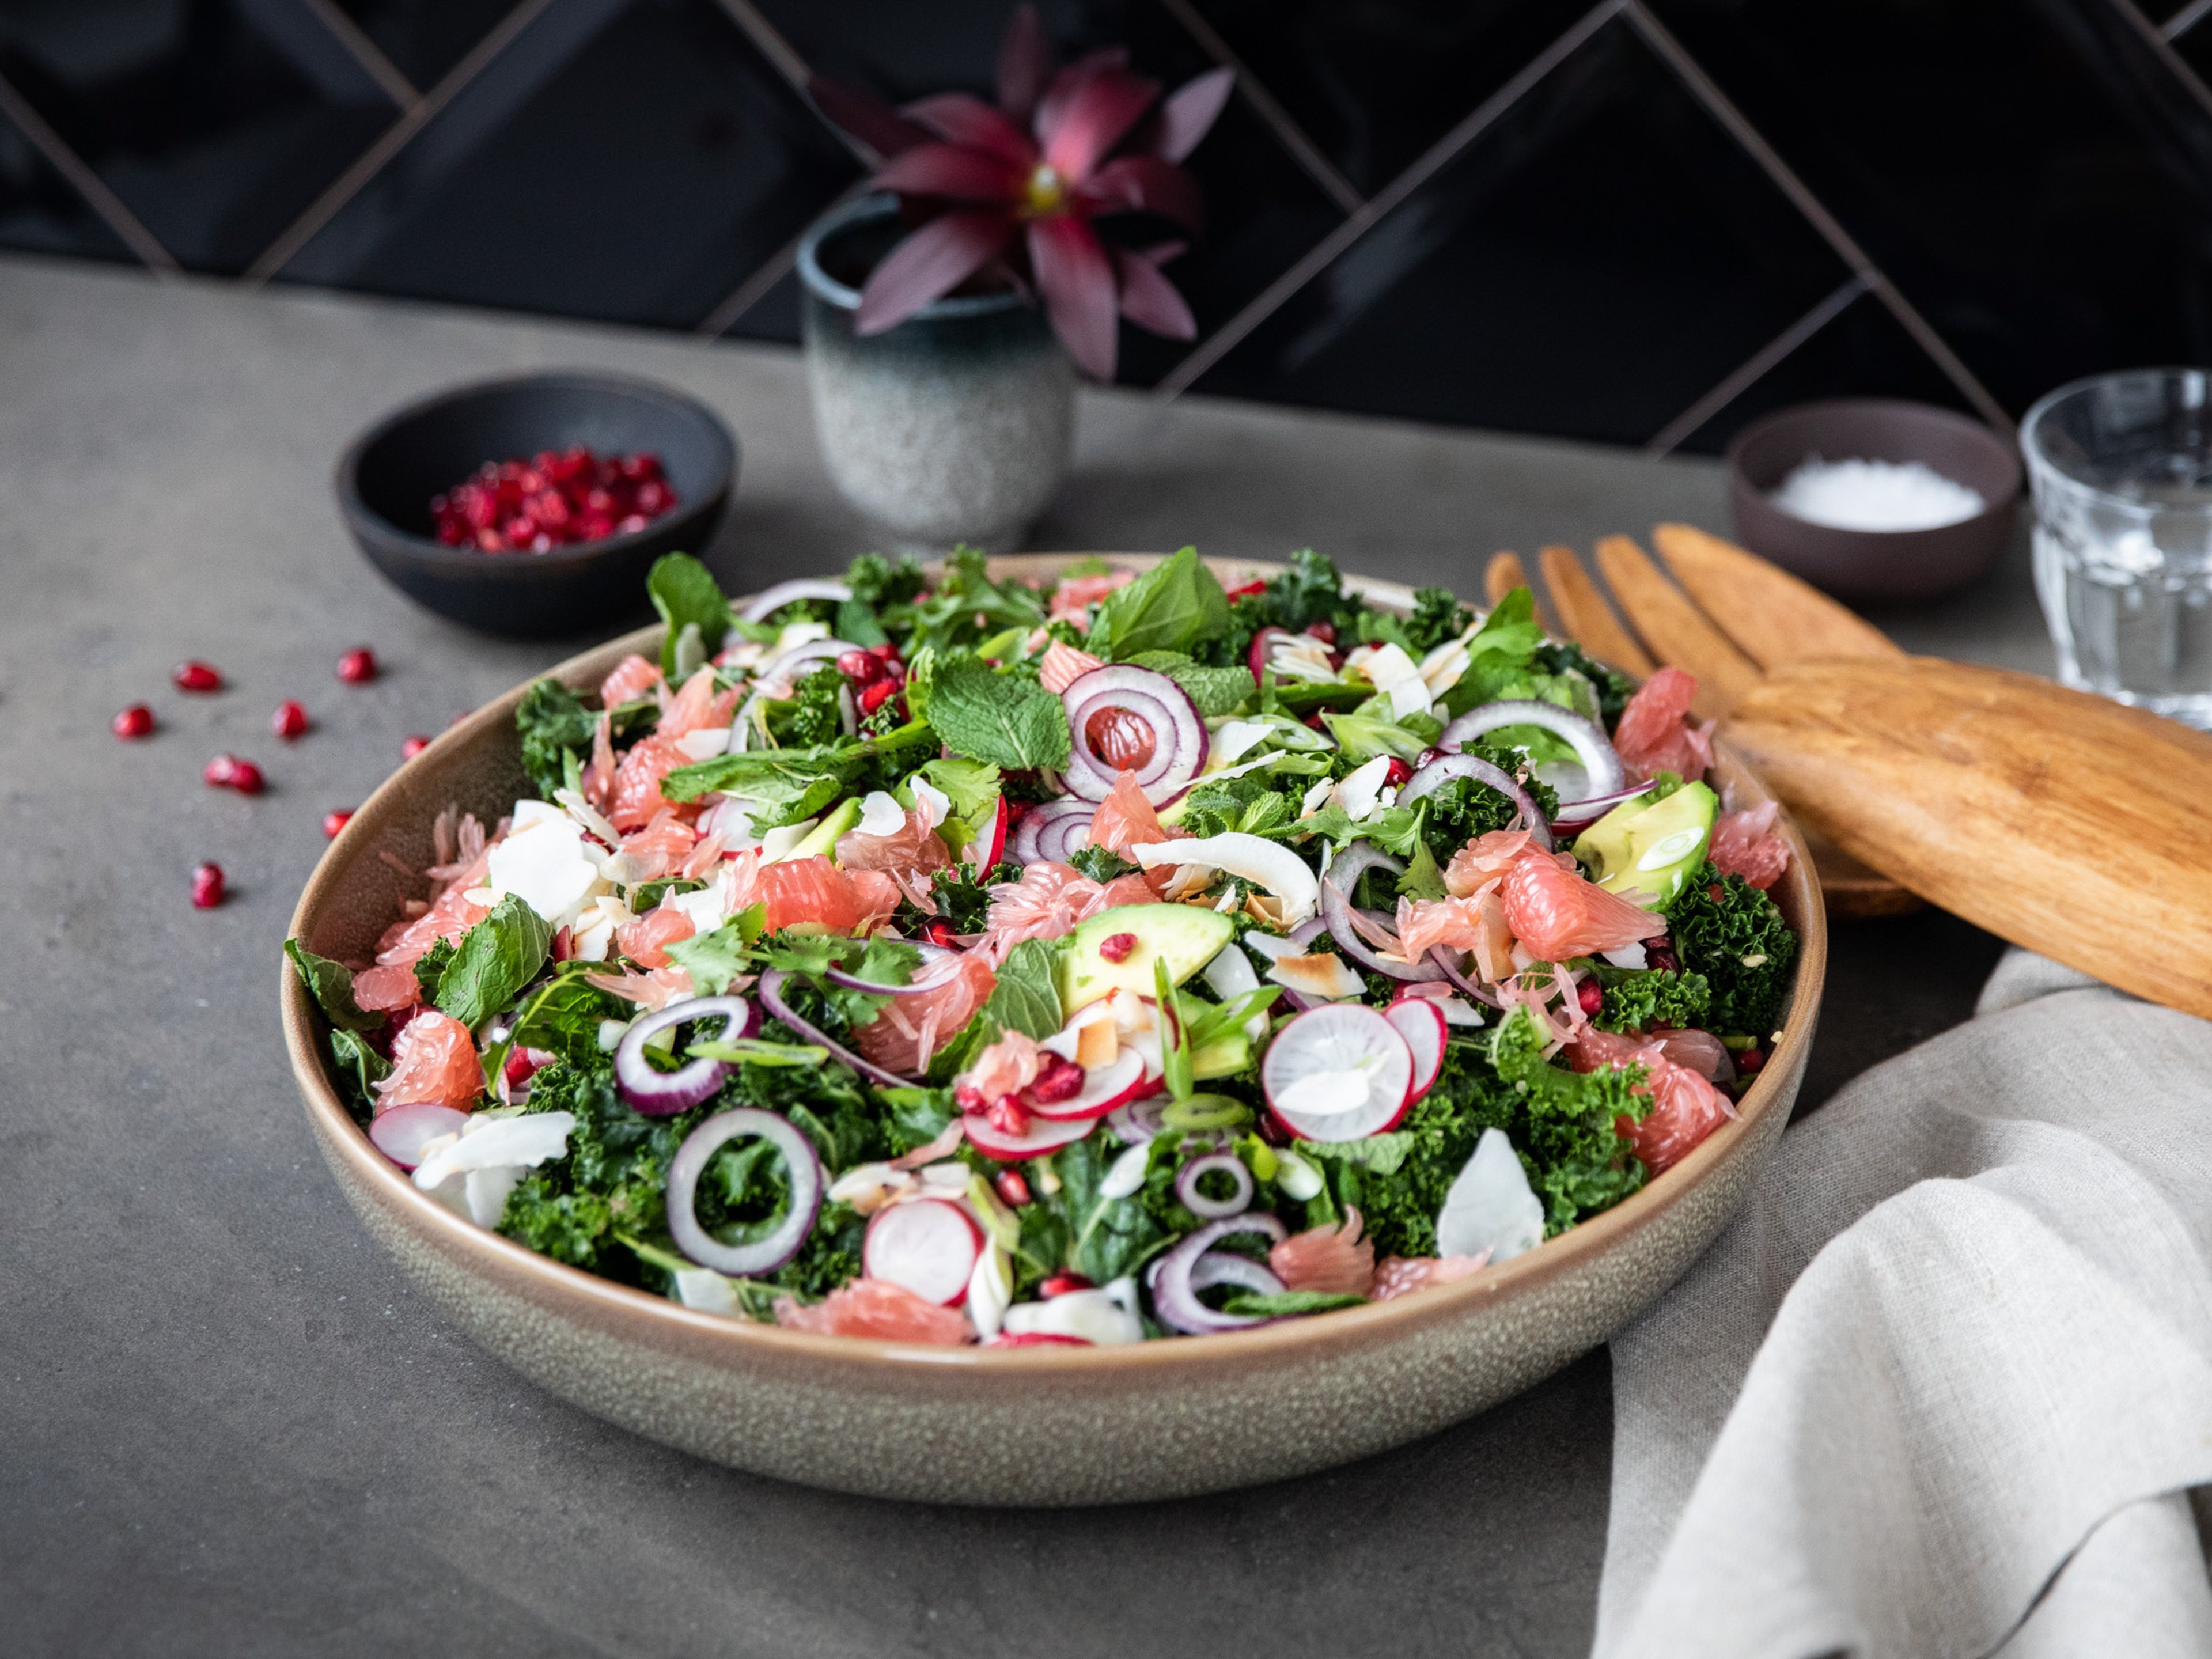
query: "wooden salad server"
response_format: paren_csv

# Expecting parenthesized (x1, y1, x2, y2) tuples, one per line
(1497, 526, 2212, 1021)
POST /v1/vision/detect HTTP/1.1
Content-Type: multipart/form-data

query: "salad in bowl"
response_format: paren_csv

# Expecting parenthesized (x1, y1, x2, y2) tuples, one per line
(287, 547, 1800, 1354)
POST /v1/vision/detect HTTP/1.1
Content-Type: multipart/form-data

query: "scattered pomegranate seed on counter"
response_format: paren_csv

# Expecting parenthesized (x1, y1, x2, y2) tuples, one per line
(321, 809, 353, 839)
(203, 754, 266, 794)
(172, 660, 223, 692)
(429, 446, 678, 553)
(400, 734, 431, 759)
(190, 862, 225, 908)
(112, 704, 154, 739)
(336, 647, 378, 684)
(271, 699, 310, 738)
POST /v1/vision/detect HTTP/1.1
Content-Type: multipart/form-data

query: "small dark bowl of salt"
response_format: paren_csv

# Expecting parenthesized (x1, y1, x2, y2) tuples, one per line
(1726, 398, 2020, 602)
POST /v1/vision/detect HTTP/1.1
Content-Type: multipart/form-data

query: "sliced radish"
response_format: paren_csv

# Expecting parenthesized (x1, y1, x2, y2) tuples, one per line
(1027, 1048, 1147, 1121)
(370, 1103, 471, 1170)
(862, 1198, 983, 1306)
(1384, 997, 1448, 1102)
(1260, 1004, 1414, 1141)
(962, 1110, 1098, 1161)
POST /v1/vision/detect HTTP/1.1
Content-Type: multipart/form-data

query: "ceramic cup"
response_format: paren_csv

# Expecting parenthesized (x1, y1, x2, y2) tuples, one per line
(798, 195, 1075, 555)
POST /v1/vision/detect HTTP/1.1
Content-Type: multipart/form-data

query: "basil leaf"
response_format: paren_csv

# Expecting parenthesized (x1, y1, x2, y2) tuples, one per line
(1094, 547, 1229, 660)
(431, 895, 554, 1028)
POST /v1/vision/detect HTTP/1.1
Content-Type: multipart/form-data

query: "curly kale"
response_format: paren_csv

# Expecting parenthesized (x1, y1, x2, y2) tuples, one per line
(1533, 641, 1635, 726)
(921, 861, 1019, 934)
(515, 677, 597, 798)
(1404, 586, 1474, 653)
(844, 551, 926, 610)
(1196, 547, 1362, 666)
(770, 663, 847, 748)
(1666, 862, 1798, 1036)
(1068, 844, 1140, 883)
(1418, 748, 1560, 858)
(1592, 965, 1713, 1034)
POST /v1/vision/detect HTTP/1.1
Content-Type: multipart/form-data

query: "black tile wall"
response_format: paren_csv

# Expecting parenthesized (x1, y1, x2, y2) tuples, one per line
(8, 0, 2212, 453)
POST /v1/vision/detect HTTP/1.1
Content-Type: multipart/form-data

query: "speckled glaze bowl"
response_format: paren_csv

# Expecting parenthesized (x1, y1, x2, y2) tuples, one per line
(283, 555, 1826, 1507)
(798, 196, 1075, 554)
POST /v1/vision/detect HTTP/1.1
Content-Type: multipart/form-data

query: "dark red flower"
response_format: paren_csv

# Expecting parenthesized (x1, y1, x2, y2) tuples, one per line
(810, 6, 1232, 380)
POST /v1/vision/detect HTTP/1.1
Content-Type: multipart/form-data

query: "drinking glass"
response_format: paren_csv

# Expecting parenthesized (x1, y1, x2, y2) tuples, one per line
(2022, 368, 2212, 728)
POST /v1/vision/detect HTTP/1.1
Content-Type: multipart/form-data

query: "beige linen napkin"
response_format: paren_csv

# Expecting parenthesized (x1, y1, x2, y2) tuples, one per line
(1595, 951, 2212, 1658)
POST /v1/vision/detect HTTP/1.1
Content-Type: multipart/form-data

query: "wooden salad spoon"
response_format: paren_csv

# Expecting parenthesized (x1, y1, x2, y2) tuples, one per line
(1495, 527, 2212, 1022)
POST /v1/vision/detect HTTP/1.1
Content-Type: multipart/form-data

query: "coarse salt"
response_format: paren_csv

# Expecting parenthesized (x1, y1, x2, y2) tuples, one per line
(1770, 455, 1986, 532)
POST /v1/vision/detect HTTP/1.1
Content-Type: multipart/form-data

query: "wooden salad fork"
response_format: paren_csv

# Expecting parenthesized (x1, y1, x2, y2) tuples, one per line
(1489, 525, 2212, 1022)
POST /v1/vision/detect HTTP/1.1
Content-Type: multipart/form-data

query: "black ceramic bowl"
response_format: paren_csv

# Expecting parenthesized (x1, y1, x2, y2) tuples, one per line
(1726, 398, 2018, 603)
(337, 372, 737, 638)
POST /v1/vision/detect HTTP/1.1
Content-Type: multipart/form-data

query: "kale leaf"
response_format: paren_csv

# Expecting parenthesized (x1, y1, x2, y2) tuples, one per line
(1403, 587, 1474, 653)
(1665, 862, 1798, 1036)
(1533, 641, 1635, 726)
(515, 677, 598, 799)
(768, 664, 847, 748)
(1068, 845, 1139, 883)
(1592, 964, 1713, 1034)
(908, 545, 1044, 654)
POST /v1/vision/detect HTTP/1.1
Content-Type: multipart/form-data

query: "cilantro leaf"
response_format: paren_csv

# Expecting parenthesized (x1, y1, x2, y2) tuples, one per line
(919, 755, 1002, 821)
(647, 552, 732, 676)
(926, 655, 1071, 770)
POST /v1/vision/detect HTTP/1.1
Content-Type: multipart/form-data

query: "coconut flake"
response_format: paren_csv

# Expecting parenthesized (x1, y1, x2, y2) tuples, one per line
(1131, 831, 1321, 924)
(1434, 1127, 1545, 1263)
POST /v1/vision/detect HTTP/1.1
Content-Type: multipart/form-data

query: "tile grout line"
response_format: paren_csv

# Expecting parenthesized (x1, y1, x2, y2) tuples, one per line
(297, 0, 421, 110)
(1152, 0, 1629, 400)
(241, 0, 560, 286)
(694, 177, 873, 336)
(1644, 274, 1869, 456)
(2164, 0, 2212, 39)
(709, 0, 880, 165)
(1152, 0, 1365, 215)
(2097, 0, 2212, 137)
(1622, 1, 2014, 435)
(0, 71, 177, 272)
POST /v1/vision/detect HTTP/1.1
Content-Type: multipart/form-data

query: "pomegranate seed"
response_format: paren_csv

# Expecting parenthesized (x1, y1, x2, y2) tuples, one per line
(503, 1047, 548, 1088)
(859, 679, 899, 715)
(1039, 1272, 1093, 1298)
(1305, 621, 1336, 646)
(994, 1170, 1032, 1208)
(204, 754, 264, 794)
(401, 734, 431, 760)
(836, 650, 882, 684)
(112, 704, 154, 739)
(190, 862, 225, 908)
(1577, 979, 1603, 1017)
(172, 660, 223, 692)
(1645, 941, 1680, 972)
(924, 920, 957, 948)
(551, 925, 574, 963)
(869, 641, 899, 658)
(1416, 747, 1441, 768)
(336, 647, 378, 684)
(271, 699, 310, 738)
(321, 808, 353, 839)
(1382, 757, 1412, 788)
(1024, 1055, 1085, 1104)
(985, 1094, 1030, 1137)
(1737, 1047, 1766, 1075)
(1225, 579, 1267, 599)
(953, 1082, 986, 1113)
(1097, 931, 1138, 964)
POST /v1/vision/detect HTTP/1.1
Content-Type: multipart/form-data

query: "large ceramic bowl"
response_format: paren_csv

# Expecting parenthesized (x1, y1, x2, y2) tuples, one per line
(283, 555, 1827, 1506)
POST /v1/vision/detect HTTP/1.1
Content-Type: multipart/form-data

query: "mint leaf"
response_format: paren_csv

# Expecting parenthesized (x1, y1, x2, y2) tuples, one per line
(432, 895, 554, 1028)
(284, 939, 382, 1032)
(1128, 650, 1256, 718)
(927, 656, 1070, 771)
(1467, 586, 1546, 664)
(983, 938, 1062, 1040)
(1094, 547, 1229, 660)
(1221, 1290, 1367, 1316)
(327, 1028, 390, 1117)
(647, 552, 731, 676)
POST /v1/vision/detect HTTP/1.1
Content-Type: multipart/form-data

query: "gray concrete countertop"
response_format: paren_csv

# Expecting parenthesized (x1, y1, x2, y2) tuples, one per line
(1, 256, 2029, 1657)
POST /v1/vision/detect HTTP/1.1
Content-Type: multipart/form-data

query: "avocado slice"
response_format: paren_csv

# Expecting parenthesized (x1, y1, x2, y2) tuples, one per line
(1059, 903, 1236, 1012)
(790, 795, 862, 863)
(1573, 781, 1718, 908)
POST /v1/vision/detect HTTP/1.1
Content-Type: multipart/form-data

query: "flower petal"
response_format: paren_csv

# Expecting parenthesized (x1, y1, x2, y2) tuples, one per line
(1150, 66, 1234, 163)
(1035, 48, 1130, 145)
(874, 141, 1025, 204)
(1075, 154, 1203, 232)
(1042, 67, 1161, 181)
(1112, 245, 1195, 340)
(997, 2, 1054, 124)
(1028, 215, 1119, 380)
(901, 92, 1036, 166)
(856, 210, 1017, 335)
(807, 75, 931, 159)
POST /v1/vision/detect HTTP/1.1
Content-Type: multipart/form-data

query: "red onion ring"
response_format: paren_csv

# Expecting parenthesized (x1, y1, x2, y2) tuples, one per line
(757, 968, 910, 1090)
(1173, 1150, 1254, 1219)
(1061, 666, 1208, 804)
(1397, 752, 1554, 851)
(1320, 844, 1448, 982)
(1438, 699, 1624, 801)
(1009, 799, 1092, 865)
(615, 995, 759, 1115)
(733, 639, 862, 753)
(665, 1107, 823, 1276)
(1429, 948, 1504, 1009)
(822, 941, 960, 997)
(739, 578, 852, 622)
(1107, 1097, 1171, 1143)
(1549, 781, 1656, 835)
(1150, 1215, 1289, 1334)
(1187, 1252, 1285, 1298)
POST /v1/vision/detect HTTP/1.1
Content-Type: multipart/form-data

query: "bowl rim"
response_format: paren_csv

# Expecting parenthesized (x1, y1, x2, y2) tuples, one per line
(283, 554, 1827, 1374)
(1725, 395, 2022, 531)
(333, 368, 738, 569)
